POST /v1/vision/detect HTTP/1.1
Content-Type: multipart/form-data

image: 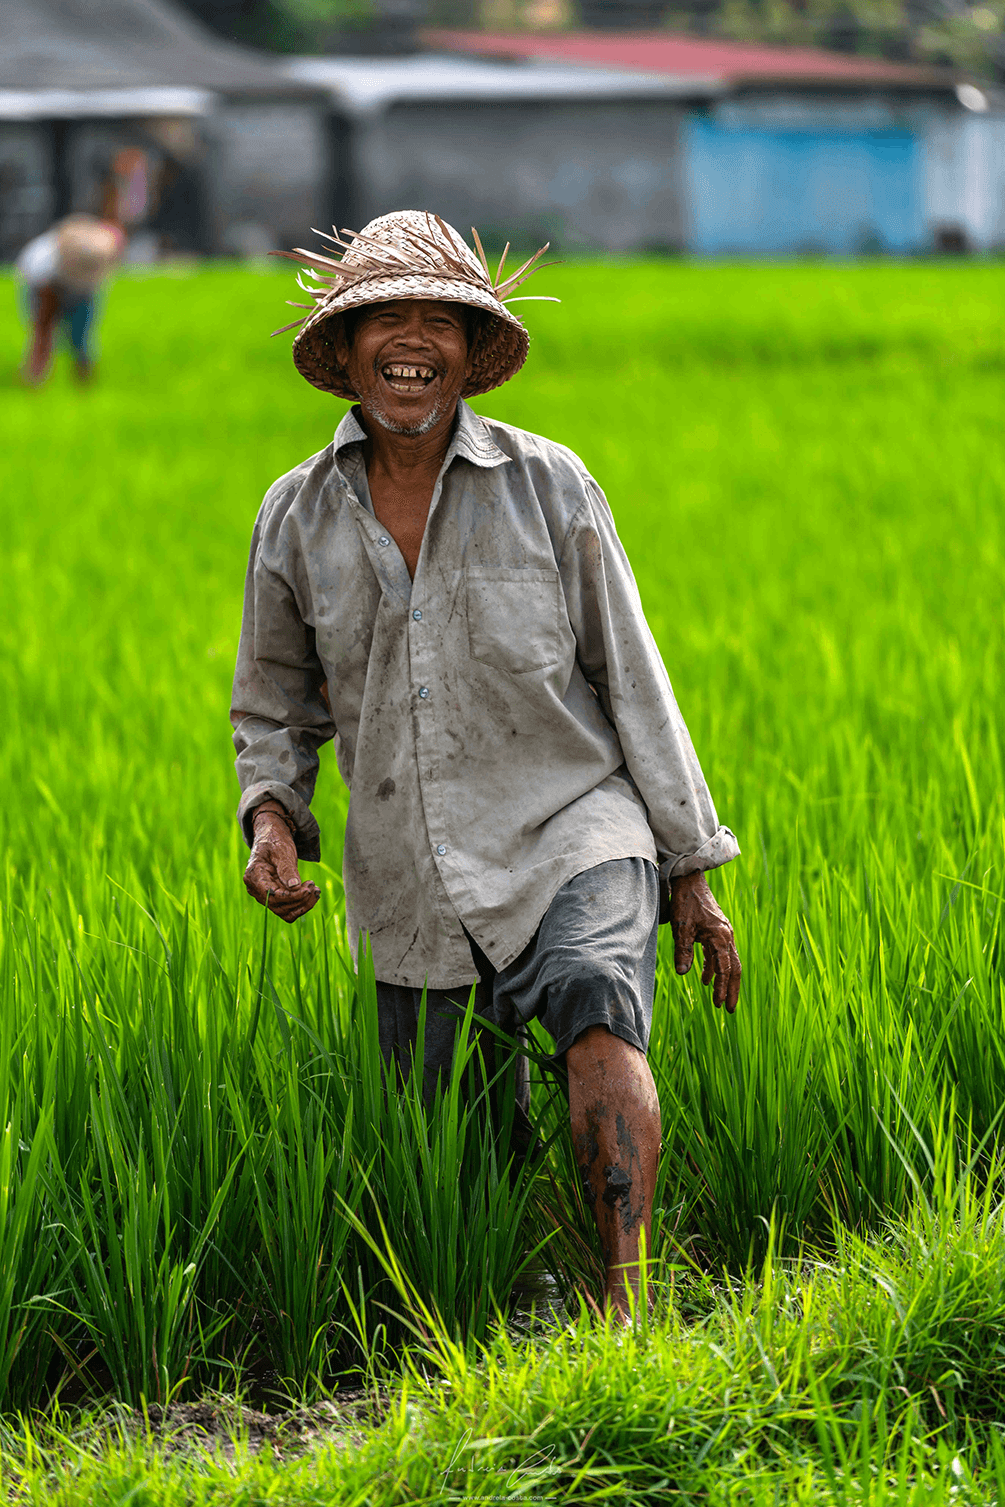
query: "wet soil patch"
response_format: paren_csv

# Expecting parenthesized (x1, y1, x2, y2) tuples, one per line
(134, 1389, 387, 1460)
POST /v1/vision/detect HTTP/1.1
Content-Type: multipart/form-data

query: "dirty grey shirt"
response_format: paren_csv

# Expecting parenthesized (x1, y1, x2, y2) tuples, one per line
(231, 400, 739, 989)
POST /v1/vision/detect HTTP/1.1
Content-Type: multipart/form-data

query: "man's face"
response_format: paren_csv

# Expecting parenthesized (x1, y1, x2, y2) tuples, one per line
(337, 298, 474, 437)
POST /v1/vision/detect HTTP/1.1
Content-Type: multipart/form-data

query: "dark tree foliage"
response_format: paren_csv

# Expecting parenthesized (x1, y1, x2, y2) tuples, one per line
(174, 0, 373, 51)
(174, 0, 278, 47)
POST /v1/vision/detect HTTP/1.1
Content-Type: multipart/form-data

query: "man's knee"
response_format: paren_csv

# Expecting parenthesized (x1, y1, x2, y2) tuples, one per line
(566, 1022, 642, 1065)
(566, 1021, 609, 1059)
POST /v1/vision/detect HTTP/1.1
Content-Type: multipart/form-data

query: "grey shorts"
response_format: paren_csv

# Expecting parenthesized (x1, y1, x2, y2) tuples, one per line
(375, 857, 660, 1105)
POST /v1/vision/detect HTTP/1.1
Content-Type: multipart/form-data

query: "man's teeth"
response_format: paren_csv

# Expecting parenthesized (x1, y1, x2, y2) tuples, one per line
(383, 365, 435, 381)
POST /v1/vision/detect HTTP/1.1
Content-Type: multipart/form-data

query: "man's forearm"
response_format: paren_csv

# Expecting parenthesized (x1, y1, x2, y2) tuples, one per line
(251, 799, 297, 835)
(235, 774, 323, 860)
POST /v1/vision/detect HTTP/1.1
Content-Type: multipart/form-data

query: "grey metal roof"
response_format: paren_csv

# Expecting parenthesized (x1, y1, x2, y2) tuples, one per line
(282, 52, 724, 115)
(2, 0, 314, 97)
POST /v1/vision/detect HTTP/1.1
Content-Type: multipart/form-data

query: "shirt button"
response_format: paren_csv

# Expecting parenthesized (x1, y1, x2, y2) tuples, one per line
(418, 686, 430, 699)
(412, 609, 422, 621)
(436, 844, 447, 856)
(378, 535, 390, 546)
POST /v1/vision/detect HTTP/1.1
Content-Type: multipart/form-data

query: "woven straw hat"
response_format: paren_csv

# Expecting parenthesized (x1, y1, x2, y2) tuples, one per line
(273, 210, 555, 400)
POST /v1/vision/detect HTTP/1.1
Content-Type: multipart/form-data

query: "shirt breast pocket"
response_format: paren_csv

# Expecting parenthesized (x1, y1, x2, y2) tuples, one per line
(466, 567, 563, 676)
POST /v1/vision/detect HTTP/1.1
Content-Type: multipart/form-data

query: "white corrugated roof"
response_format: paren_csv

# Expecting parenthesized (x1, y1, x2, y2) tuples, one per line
(0, 86, 214, 120)
(282, 52, 722, 114)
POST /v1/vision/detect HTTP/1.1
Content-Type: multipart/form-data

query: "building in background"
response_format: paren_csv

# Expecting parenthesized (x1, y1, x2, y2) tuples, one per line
(0, 0, 328, 260)
(423, 30, 987, 255)
(283, 52, 722, 252)
(3, 2, 1001, 261)
(925, 84, 1005, 251)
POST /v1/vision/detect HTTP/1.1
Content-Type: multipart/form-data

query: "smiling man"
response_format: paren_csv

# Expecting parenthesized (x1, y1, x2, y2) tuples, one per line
(231, 211, 741, 1319)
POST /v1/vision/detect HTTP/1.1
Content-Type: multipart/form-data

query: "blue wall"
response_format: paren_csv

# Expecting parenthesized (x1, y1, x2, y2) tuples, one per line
(684, 115, 925, 255)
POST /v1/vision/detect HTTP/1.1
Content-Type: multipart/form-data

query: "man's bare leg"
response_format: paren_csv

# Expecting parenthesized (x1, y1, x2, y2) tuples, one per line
(566, 1023, 660, 1321)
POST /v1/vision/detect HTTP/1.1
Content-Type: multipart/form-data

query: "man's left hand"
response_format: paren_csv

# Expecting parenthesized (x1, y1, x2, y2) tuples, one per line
(668, 870, 741, 1013)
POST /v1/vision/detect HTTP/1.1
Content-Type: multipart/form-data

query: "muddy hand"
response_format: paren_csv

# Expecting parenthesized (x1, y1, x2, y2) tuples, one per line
(669, 869, 741, 1013)
(243, 807, 320, 923)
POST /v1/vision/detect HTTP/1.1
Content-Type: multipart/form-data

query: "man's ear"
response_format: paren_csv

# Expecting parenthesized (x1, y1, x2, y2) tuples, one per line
(332, 316, 351, 368)
(333, 317, 362, 399)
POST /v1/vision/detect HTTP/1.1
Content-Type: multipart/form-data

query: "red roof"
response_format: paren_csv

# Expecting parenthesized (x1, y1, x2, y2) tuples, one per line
(422, 28, 949, 87)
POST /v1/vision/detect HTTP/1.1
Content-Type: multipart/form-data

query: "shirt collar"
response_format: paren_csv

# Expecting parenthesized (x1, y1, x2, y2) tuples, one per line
(332, 400, 509, 470)
(450, 401, 510, 468)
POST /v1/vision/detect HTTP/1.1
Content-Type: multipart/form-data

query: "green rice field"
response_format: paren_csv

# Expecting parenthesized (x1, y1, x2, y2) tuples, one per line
(1, 258, 1004, 1502)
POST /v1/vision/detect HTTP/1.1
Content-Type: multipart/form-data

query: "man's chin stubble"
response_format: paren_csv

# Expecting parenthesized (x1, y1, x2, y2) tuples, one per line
(365, 389, 457, 437)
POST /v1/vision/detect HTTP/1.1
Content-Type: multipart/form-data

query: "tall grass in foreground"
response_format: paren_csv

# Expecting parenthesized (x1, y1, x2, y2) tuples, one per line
(0, 900, 550, 1408)
(0, 261, 1003, 1414)
(0, 841, 1002, 1409)
(10, 1173, 1005, 1502)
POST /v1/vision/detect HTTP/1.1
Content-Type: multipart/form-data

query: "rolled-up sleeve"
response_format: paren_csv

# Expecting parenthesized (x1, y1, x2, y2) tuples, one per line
(230, 495, 335, 861)
(559, 476, 740, 881)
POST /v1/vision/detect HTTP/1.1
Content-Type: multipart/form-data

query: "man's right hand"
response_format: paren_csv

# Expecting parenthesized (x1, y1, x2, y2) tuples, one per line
(243, 806, 321, 923)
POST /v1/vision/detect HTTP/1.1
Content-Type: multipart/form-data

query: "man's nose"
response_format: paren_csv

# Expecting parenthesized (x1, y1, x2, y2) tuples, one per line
(397, 313, 433, 346)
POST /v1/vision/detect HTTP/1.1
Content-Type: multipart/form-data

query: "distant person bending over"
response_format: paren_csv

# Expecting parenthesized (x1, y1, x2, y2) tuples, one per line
(230, 211, 743, 1321)
(16, 215, 124, 386)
